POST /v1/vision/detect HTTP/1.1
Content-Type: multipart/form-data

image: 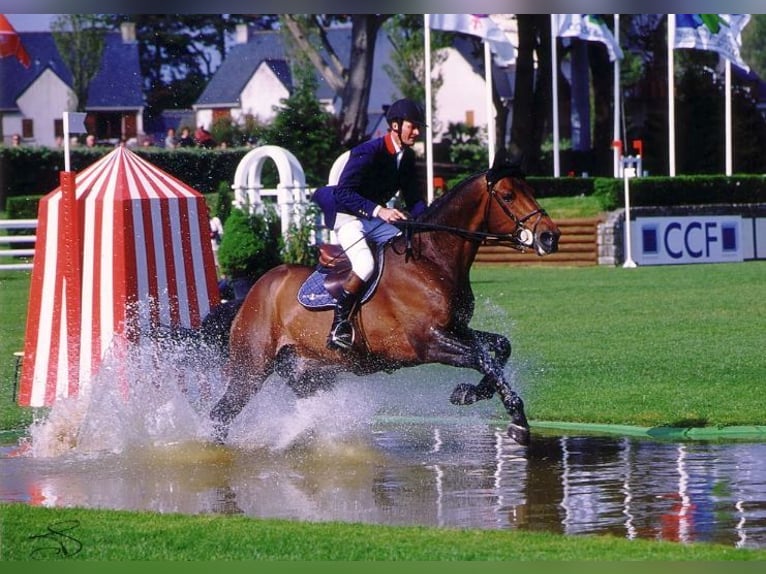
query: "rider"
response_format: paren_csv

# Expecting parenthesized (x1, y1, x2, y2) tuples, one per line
(313, 98, 428, 351)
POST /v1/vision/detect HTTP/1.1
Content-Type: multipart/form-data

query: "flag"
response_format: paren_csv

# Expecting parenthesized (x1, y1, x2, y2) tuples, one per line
(674, 14, 750, 71)
(0, 14, 31, 68)
(555, 14, 623, 62)
(429, 14, 515, 66)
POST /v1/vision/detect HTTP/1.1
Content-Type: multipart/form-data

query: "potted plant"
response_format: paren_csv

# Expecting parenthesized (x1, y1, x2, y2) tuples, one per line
(217, 205, 283, 300)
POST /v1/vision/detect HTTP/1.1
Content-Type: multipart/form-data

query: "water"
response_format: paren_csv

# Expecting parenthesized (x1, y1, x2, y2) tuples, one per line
(2, 337, 765, 549)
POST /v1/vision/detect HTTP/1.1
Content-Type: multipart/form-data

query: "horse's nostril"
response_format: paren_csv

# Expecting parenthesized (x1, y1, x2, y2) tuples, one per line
(539, 231, 558, 252)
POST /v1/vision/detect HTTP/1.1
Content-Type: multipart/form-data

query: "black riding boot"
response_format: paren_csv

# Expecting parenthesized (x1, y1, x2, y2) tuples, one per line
(327, 289, 358, 350)
(327, 273, 365, 351)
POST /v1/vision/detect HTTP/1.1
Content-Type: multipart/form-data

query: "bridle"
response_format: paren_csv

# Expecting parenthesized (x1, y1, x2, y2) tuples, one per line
(396, 171, 547, 253)
(483, 174, 548, 250)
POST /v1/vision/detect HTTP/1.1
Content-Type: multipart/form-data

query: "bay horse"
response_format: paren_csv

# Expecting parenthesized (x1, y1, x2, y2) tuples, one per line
(209, 157, 560, 446)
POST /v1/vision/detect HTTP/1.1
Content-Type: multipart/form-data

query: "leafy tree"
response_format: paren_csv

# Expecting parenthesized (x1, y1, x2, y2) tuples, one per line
(51, 14, 109, 112)
(739, 14, 766, 78)
(281, 14, 391, 147)
(265, 60, 344, 187)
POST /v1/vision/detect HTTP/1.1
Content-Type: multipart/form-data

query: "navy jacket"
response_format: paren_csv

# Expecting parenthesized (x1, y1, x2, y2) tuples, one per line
(313, 133, 426, 229)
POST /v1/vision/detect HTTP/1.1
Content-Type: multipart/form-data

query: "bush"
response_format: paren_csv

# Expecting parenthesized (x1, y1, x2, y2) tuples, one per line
(216, 206, 283, 281)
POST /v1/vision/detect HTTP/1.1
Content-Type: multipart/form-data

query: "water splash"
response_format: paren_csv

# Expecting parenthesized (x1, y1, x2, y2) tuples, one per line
(21, 298, 525, 459)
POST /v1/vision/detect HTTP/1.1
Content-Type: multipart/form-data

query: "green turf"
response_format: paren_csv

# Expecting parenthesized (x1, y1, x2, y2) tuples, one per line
(2, 503, 765, 561)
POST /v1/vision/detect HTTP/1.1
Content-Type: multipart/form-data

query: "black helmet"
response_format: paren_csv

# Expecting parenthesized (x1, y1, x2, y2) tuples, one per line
(386, 99, 425, 127)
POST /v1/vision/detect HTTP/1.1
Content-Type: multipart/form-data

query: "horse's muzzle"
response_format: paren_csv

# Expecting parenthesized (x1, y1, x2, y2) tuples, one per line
(537, 230, 560, 255)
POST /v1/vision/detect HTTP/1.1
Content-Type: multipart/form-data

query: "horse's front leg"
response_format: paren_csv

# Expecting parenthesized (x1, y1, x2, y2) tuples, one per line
(449, 329, 510, 405)
(429, 328, 530, 446)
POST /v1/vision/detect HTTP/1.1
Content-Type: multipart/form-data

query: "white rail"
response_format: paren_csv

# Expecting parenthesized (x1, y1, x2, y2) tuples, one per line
(0, 219, 37, 271)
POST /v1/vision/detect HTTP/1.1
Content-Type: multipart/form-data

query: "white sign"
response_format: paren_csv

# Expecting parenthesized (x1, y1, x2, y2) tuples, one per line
(630, 216, 743, 265)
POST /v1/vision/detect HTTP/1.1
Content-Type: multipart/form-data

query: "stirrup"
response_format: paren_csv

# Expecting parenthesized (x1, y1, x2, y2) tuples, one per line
(327, 320, 354, 350)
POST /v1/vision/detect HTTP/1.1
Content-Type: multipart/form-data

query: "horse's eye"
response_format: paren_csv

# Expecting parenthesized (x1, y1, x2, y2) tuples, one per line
(502, 191, 515, 203)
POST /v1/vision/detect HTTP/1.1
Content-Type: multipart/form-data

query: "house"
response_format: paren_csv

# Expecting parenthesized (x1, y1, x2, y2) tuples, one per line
(0, 22, 144, 147)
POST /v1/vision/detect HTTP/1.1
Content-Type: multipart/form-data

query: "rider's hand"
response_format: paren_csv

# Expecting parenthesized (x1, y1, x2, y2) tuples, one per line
(378, 207, 408, 224)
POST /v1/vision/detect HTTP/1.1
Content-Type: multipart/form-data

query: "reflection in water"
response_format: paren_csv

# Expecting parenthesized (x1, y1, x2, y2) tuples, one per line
(1, 339, 765, 549)
(2, 424, 766, 549)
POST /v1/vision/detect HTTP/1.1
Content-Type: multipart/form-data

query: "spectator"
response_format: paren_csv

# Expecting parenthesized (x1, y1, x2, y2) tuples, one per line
(85, 134, 96, 147)
(164, 127, 177, 149)
(177, 127, 194, 147)
(10, 133, 22, 146)
(194, 126, 216, 149)
(209, 215, 224, 274)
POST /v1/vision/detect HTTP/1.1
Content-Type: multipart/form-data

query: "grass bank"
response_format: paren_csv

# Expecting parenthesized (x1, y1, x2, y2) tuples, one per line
(2, 503, 765, 561)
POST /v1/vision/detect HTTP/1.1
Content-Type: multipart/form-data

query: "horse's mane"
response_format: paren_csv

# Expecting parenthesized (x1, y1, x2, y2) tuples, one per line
(419, 158, 526, 220)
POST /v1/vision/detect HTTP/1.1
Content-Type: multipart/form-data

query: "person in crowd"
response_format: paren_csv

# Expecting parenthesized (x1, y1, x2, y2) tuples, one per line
(165, 127, 177, 149)
(177, 127, 195, 147)
(194, 126, 216, 149)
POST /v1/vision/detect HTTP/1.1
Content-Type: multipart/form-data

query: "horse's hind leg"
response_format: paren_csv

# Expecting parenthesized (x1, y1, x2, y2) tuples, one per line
(209, 349, 273, 443)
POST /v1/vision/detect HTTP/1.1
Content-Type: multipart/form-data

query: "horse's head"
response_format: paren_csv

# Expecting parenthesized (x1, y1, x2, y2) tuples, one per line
(483, 161, 560, 255)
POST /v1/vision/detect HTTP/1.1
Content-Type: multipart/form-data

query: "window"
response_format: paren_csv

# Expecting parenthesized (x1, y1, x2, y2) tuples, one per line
(21, 118, 34, 139)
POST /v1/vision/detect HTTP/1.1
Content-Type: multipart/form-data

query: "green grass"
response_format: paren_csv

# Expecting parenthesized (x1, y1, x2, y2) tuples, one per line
(469, 262, 766, 429)
(537, 195, 604, 219)
(2, 503, 765, 561)
(0, 270, 33, 432)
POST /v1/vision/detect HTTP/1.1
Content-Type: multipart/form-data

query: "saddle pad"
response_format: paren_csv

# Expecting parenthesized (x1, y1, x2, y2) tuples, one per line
(297, 245, 385, 310)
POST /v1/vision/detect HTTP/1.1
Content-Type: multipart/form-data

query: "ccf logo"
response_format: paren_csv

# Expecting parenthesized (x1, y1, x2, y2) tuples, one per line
(630, 216, 742, 265)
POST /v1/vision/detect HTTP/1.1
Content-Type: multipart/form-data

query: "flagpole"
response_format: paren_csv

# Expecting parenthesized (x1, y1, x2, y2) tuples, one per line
(668, 14, 676, 177)
(485, 41, 495, 167)
(725, 59, 732, 175)
(550, 15, 560, 177)
(424, 14, 434, 204)
(613, 14, 621, 178)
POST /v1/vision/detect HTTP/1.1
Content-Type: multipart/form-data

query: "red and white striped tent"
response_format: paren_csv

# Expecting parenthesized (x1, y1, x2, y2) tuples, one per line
(18, 146, 220, 407)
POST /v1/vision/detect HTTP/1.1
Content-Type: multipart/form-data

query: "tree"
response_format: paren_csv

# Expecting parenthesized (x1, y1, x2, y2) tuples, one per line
(265, 60, 344, 187)
(511, 15, 552, 174)
(281, 14, 391, 147)
(382, 15, 449, 112)
(51, 14, 109, 112)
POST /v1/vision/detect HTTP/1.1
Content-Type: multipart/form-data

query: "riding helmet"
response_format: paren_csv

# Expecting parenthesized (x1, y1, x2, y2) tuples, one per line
(386, 98, 426, 127)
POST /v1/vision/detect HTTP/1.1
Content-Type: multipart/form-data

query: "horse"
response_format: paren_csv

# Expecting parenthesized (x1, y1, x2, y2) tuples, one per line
(209, 157, 560, 446)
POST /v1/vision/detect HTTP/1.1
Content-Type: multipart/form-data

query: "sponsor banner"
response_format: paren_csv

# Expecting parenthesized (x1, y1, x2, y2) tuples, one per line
(630, 216, 743, 265)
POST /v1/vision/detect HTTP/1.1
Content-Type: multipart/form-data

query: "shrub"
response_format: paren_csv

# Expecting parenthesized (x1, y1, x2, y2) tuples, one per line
(217, 206, 283, 281)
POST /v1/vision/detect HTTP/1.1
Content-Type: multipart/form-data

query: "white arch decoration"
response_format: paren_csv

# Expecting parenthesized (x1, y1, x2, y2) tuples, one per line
(231, 145, 309, 236)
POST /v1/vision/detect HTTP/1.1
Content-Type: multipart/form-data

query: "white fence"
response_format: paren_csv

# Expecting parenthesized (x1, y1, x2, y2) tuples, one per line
(0, 219, 37, 271)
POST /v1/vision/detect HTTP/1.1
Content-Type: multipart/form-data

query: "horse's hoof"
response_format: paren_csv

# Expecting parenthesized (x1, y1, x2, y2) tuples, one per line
(450, 383, 478, 406)
(507, 423, 530, 446)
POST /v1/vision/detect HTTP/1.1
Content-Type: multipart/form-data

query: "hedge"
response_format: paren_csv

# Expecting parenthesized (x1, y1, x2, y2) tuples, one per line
(3, 147, 766, 214)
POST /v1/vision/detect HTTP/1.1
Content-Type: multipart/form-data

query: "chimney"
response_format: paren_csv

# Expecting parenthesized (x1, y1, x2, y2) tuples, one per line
(121, 22, 136, 43)
(236, 23, 249, 44)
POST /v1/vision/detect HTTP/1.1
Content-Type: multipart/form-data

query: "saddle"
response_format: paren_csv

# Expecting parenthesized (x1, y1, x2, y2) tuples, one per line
(297, 242, 386, 310)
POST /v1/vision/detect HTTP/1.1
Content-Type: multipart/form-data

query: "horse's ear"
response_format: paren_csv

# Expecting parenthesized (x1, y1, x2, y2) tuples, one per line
(489, 144, 525, 183)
